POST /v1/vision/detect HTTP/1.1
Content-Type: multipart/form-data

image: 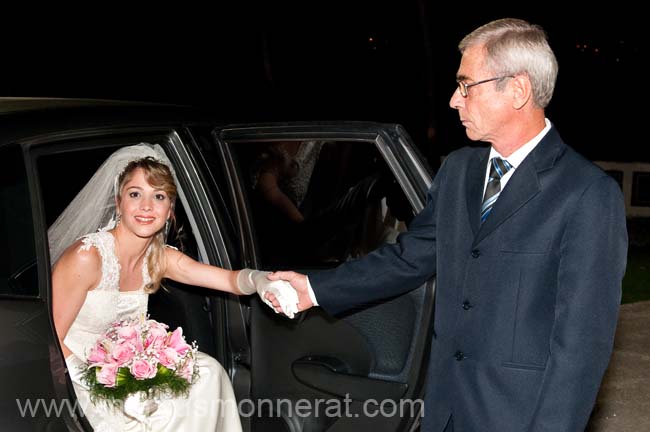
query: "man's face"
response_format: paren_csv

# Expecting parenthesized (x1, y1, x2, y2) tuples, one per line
(449, 45, 513, 144)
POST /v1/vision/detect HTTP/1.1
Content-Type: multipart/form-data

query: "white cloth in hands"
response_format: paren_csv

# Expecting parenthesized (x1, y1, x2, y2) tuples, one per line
(237, 269, 300, 318)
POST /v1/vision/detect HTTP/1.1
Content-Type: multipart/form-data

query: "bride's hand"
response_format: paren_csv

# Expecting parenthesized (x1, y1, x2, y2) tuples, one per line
(65, 354, 86, 386)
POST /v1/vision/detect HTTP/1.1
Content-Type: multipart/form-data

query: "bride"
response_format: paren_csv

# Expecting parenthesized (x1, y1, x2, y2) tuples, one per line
(49, 144, 296, 432)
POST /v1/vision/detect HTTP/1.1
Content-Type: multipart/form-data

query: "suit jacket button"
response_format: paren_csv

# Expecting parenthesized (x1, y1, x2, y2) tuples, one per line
(471, 249, 480, 258)
(454, 350, 465, 361)
(462, 300, 472, 310)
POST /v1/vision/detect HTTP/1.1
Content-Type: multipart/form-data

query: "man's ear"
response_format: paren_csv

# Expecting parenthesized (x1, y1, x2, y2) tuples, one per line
(511, 74, 532, 110)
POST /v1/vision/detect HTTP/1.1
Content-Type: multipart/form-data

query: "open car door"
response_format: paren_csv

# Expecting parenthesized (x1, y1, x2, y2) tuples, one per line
(200, 122, 435, 432)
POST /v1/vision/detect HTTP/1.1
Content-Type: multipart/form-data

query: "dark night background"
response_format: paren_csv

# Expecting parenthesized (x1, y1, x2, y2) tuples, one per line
(1, 3, 644, 169)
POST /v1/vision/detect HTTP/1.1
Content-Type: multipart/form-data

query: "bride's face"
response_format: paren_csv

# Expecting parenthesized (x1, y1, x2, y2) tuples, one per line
(117, 168, 172, 238)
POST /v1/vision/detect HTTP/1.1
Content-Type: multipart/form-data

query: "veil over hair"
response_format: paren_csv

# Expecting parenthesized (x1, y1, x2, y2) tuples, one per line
(48, 143, 179, 264)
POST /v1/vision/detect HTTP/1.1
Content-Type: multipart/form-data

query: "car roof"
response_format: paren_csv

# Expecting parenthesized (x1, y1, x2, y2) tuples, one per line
(0, 97, 174, 114)
(0, 97, 215, 145)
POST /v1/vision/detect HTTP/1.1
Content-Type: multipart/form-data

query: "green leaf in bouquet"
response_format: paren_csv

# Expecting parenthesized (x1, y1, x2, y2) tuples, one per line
(116, 367, 130, 387)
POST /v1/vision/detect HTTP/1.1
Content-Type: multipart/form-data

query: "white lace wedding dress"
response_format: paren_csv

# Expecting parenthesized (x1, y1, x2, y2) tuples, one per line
(64, 231, 242, 432)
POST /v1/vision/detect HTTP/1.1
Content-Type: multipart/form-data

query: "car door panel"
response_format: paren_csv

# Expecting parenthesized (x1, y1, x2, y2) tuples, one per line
(209, 123, 434, 432)
(0, 142, 79, 430)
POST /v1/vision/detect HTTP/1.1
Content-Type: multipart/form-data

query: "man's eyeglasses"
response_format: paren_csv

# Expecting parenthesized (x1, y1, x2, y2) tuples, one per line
(456, 76, 514, 97)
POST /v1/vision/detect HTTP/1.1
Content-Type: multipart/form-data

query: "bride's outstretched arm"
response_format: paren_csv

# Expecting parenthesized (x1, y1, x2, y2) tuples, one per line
(52, 241, 102, 358)
(163, 248, 300, 317)
(163, 247, 242, 294)
(163, 247, 279, 296)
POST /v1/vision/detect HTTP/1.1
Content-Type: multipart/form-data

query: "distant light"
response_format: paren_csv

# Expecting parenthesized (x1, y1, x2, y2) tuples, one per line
(368, 37, 374, 42)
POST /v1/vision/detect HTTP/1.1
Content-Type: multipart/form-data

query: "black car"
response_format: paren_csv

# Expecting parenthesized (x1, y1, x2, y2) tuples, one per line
(0, 97, 434, 431)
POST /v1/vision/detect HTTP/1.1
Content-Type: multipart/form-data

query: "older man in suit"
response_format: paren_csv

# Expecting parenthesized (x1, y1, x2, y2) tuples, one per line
(269, 18, 627, 431)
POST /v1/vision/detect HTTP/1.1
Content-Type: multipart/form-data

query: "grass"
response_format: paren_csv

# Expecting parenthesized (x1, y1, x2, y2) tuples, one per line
(622, 218, 650, 304)
(622, 246, 650, 304)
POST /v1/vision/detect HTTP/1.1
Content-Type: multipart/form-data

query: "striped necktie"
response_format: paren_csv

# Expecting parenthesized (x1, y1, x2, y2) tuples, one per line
(481, 157, 513, 223)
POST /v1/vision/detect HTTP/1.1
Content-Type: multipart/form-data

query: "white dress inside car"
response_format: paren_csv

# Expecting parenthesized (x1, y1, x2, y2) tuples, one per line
(64, 231, 242, 432)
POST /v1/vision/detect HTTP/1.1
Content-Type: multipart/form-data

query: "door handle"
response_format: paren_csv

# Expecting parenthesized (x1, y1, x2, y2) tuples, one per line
(292, 356, 408, 401)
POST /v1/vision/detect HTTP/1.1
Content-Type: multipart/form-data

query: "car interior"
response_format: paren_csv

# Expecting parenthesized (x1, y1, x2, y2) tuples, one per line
(1, 144, 39, 297)
(232, 139, 414, 268)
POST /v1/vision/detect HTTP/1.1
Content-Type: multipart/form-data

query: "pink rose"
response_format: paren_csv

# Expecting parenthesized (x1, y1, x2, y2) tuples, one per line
(130, 359, 157, 380)
(166, 328, 191, 356)
(117, 324, 139, 341)
(96, 363, 119, 387)
(147, 320, 169, 333)
(87, 343, 108, 365)
(157, 347, 180, 369)
(111, 342, 135, 366)
(178, 358, 195, 383)
(145, 324, 168, 350)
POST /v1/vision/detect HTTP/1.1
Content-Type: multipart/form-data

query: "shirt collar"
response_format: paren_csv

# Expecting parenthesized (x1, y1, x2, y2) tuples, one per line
(489, 118, 552, 169)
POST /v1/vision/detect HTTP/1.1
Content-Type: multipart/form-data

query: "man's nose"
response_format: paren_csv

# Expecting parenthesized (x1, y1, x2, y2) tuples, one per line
(449, 87, 463, 109)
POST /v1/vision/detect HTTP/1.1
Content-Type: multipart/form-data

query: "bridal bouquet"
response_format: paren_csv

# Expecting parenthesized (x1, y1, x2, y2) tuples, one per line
(81, 316, 199, 406)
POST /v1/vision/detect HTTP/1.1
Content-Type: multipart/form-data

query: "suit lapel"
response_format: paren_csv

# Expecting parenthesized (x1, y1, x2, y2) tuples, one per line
(473, 126, 566, 245)
(466, 149, 490, 236)
(475, 161, 540, 244)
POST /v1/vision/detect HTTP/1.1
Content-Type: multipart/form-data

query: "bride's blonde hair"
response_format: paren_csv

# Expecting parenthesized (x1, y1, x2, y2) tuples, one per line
(117, 157, 177, 293)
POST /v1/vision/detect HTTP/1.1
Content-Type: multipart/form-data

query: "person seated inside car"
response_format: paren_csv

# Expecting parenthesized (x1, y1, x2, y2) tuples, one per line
(250, 140, 390, 265)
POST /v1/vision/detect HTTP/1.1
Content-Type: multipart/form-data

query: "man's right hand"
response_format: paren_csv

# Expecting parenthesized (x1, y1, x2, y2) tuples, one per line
(266, 271, 314, 314)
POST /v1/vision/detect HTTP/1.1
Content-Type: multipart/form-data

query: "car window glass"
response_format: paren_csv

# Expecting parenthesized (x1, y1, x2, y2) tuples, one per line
(232, 140, 414, 268)
(0, 144, 38, 297)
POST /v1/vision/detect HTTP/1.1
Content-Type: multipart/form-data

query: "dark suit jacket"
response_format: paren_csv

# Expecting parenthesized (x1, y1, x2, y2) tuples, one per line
(309, 126, 628, 431)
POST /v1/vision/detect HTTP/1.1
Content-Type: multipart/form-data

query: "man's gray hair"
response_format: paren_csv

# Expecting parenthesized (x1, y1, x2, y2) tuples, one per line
(459, 18, 558, 108)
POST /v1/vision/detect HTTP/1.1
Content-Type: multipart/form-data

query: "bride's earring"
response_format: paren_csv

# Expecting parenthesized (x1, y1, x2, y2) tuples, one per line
(115, 213, 121, 226)
(165, 219, 170, 233)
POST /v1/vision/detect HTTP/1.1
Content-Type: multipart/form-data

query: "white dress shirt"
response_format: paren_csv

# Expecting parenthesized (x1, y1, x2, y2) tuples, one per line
(483, 118, 551, 195)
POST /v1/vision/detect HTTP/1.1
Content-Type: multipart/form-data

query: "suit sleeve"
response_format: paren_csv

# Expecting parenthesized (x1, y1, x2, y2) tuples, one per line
(306, 158, 449, 315)
(528, 175, 628, 431)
